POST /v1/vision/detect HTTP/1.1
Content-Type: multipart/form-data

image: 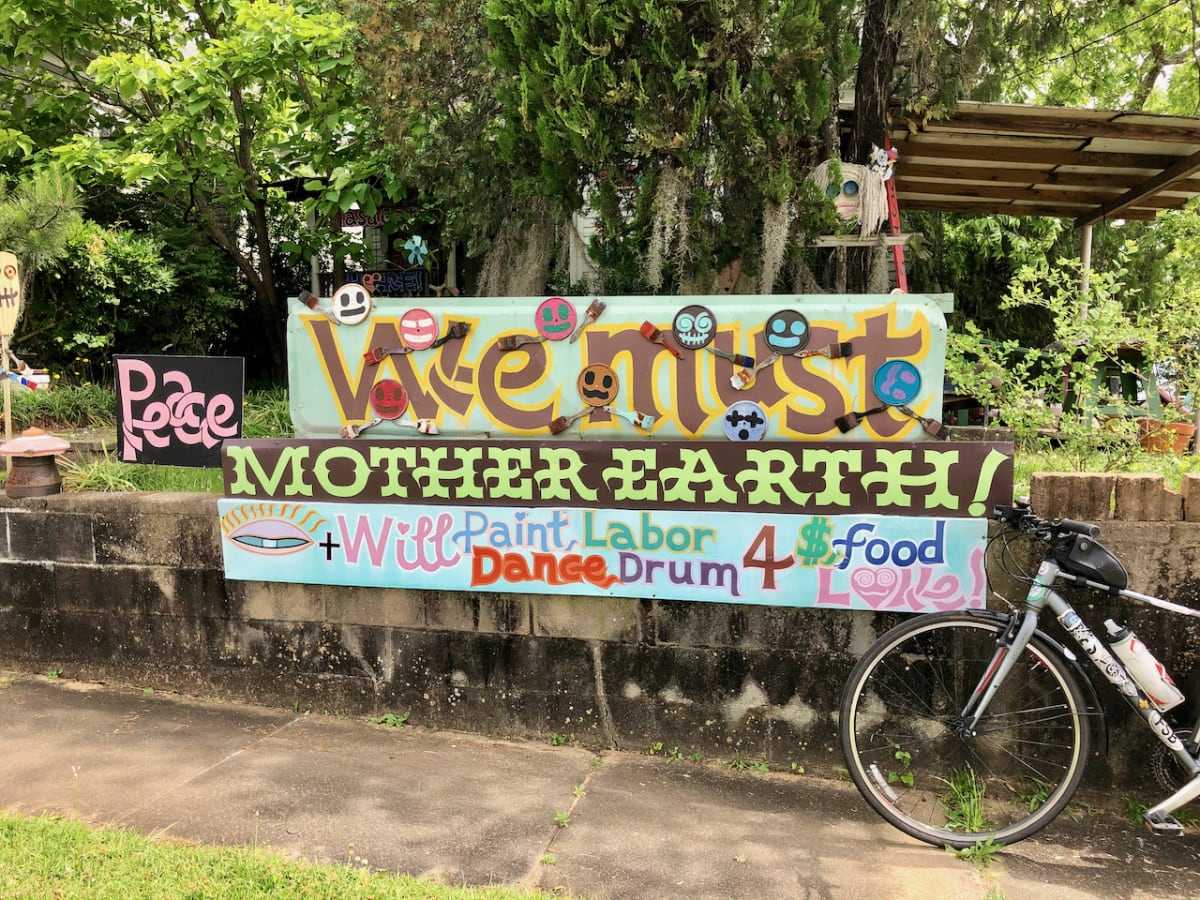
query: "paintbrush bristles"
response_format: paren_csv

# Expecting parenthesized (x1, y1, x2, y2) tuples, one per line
(827, 342, 853, 359)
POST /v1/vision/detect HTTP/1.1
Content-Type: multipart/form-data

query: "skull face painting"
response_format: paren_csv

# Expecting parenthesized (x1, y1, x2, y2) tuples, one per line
(672, 304, 716, 349)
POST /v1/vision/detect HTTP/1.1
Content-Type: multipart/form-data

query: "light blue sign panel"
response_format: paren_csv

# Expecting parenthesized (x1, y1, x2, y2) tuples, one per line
(219, 500, 985, 611)
(286, 293, 949, 442)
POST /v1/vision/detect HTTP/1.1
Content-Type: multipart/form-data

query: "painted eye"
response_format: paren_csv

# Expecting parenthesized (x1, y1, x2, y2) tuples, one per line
(694, 312, 713, 331)
(584, 370, 596, 385)
(676, 313, 694, 332)
(790, 320, 806, 336)
(601, 375, 613, 390)
(825, 184, 839, 197)
(542, 307, 555, 322)
(220, 503, 326, 557)
(843, 180, 860, 197)
(2, 265, 15, 278)
(226, 517, 315, 556)
(557, 303, 570, 319)
(771, 318, 786, 334)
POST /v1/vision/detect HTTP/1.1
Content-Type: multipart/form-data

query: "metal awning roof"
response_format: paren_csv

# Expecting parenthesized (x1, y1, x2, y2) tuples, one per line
(883, 101, 1200, 227)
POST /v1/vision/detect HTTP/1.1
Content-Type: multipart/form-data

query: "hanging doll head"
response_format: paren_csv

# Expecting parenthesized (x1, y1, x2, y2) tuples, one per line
(808, 158, 889, 237)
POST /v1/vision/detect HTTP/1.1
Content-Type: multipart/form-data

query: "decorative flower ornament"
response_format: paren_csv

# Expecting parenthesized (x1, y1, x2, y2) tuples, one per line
(403, 235, 429, 266)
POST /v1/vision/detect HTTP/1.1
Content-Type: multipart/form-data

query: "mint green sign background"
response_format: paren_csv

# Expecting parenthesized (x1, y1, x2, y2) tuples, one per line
(286, 293, 948, 441)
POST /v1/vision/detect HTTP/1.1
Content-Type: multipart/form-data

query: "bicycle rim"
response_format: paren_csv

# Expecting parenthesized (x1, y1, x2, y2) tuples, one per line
(840, 613, 1090, 848)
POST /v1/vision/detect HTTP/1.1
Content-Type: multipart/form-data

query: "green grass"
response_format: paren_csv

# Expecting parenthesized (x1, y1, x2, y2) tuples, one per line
(1012, 443, 1200, 498)
(2, 383, 291, 494)
(0, 812, 559, 899)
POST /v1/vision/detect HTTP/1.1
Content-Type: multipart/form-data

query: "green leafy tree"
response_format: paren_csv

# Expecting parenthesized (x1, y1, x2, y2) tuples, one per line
(0, 166, 82, 313)
(0, 0, 398, 378)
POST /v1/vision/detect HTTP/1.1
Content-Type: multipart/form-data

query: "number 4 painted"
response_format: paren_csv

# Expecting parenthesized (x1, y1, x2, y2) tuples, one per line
(742, 525, 795, 590)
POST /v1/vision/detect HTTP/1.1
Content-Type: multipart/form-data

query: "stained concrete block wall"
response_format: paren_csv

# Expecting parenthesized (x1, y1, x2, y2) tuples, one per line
(4, 480, 1200, 786)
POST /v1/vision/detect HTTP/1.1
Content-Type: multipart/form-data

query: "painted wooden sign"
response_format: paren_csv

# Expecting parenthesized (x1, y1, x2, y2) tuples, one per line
(0, 251, 20, 338)
(115, 355, 245, 467)
(286, 293, 948, 442)
(218, 499, 987, 612)
(222, 439, 1014, 517)
(222, 291, 1004, 611)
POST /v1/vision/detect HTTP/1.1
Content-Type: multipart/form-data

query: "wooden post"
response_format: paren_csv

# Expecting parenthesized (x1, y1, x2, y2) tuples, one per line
(0, 250, 22, 472)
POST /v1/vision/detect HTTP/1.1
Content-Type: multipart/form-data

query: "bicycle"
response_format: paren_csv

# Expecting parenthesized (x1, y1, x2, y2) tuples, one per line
(838, 499, 1200, 848)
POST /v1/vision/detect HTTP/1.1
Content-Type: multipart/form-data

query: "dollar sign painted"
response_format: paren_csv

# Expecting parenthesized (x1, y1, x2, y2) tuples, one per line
(795, 516, 835, 567)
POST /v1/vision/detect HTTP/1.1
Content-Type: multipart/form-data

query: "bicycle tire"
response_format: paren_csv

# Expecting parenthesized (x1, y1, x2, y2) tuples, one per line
(839, 611, 1091, 848)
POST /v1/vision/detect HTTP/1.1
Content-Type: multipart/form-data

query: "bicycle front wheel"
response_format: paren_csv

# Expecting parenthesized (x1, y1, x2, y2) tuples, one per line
(840, 611, 1091, 848)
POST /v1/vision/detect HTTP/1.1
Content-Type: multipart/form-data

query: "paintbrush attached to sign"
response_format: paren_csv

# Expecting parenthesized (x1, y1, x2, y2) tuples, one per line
(429, 320, 471, 349)
(496, 333, 546, 352)
(569, 298, 606, 343)
(706, 346, 755, 367)
(298, 290, 340, 325)
(639, 320, 683, 359)
(603, 406, 655, 430)
(898, 405, 946, 438)
(341, 417, 382, 439)
(549, 409, 592, 435)
(395, 417, 440, 434)
(341, 416, 439, 437)
(362, 345, 414, 365)
(730, 353, 782, 390)
(834, 406, 886, 433)
(788, 341, 854, 360)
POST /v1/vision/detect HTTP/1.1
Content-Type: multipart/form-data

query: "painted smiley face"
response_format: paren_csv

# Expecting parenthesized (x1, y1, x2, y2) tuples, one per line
(872, 359, 922, 406)
(369, 379, 409, 419)
(331, 283, 372, 325)
(399, 308, 438, 350)
(764, 309, 810, 353)
(673, 304, 716, 349)
(535, 296, 577, 340)
(722, 400, 768, 441)
(577, 363, 619, 407)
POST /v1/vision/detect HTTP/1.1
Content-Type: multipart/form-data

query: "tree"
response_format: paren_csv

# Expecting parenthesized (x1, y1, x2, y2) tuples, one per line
(0, 0, 399, 378)
(0, 166, 82, 318)
(357, 0, 1150, 297)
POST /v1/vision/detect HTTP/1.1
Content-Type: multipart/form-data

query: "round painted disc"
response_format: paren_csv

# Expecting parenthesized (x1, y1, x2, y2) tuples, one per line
(398, 308, 438, 350)
(672, 304, 717, 350)
(330, 283, 372, 325)
(535, 296, 577, 341)
(577, 364, 619, 408)
(763, 309, 810, 353)
(722, 400, 768, 441)
(872, 359, 922, 406)
(369, 379, 409, 419)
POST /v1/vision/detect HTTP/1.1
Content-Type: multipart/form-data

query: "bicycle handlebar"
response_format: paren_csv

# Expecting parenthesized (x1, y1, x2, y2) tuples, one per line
(992, 503, 1100, 540)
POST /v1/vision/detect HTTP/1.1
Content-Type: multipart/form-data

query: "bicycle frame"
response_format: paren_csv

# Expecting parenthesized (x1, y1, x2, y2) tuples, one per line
(963, 558, 1200, 826)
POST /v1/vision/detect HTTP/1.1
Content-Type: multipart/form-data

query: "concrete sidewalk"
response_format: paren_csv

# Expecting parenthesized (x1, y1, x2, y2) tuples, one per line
(0, 673, 1196, 900)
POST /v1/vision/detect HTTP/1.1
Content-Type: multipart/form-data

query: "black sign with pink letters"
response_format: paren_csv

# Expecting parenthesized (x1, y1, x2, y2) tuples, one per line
(115, 355, 244, 467)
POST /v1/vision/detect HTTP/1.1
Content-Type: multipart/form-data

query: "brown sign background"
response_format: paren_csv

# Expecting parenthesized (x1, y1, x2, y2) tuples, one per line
(223, 439, 1013, 517)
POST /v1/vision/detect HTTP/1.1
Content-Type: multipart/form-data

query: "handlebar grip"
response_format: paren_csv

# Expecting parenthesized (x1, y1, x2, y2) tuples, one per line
(1055, 518, 1100, 538)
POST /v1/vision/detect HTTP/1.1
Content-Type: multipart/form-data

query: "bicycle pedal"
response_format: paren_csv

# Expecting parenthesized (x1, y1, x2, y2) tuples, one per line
(1144, 811, 1185, 835)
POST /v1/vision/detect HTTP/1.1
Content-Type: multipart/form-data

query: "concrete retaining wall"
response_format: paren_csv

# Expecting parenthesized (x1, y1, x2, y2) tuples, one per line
(4, 472, 1200, 787)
